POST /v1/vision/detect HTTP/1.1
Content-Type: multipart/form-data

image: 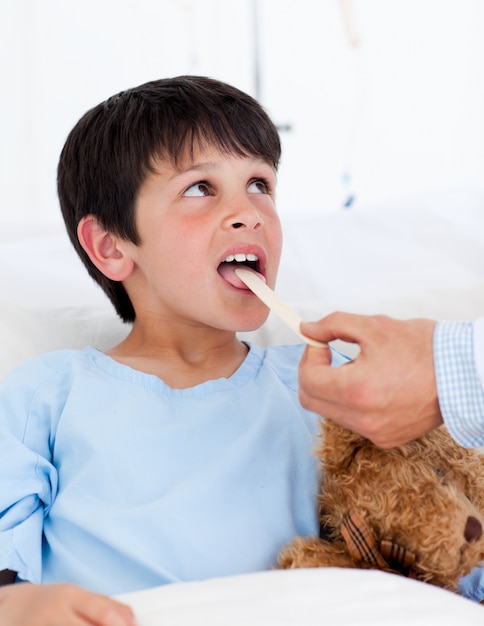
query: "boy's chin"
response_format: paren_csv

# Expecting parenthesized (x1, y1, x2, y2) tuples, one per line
(233, 314, 270, 334)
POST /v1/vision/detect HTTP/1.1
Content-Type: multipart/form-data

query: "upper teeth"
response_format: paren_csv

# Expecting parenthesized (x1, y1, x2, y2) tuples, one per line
(223, 253, 259, 263)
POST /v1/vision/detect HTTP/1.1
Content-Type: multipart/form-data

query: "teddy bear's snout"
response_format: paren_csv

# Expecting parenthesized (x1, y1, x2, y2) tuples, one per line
(464, 516, 483, 542)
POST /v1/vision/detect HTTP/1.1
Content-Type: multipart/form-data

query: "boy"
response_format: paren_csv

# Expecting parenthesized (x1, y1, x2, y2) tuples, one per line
(0, 76, 346, 625)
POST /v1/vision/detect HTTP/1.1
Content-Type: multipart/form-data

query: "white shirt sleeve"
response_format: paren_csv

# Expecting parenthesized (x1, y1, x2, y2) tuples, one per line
(434, 320, 484, 448)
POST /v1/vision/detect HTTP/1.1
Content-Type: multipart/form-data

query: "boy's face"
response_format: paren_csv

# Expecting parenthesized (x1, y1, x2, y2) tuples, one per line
(122, 146, 282, 334)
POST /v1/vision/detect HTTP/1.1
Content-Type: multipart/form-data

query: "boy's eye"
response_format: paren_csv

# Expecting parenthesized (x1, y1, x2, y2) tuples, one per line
(248, 179, 269, 194)
(183, 181, 211, 197)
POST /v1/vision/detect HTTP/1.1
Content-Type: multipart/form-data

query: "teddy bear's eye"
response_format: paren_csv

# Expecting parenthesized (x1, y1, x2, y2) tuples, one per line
(434, 468, 450, 487)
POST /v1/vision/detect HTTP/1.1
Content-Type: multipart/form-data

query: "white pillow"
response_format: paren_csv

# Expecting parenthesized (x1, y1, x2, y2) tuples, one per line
(0, 300, 129, 378)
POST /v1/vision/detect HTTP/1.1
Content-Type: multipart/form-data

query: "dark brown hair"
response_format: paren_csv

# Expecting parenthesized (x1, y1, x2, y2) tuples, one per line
(57, 76, 281, 322)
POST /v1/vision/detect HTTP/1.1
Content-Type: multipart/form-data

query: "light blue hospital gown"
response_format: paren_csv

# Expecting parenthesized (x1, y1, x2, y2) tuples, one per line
(1, 337, 482, 601)
(0, 343, 345, 595)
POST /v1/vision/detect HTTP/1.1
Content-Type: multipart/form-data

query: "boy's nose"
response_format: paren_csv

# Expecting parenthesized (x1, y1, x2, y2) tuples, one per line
(226, 200, 264, 231)
(230, 216, 263, 230)
(232, 220, 262, 230)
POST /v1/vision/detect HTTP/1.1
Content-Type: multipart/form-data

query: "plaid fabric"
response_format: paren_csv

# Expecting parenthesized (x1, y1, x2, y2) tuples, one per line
(340, 509, 388, 569)
(380, 539, 416, 573)
(434, 321, 484, 448)
(340, 509, 416, 576)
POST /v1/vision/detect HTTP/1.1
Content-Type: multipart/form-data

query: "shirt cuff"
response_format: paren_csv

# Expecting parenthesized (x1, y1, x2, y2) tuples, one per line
(434, 321, 484, 448)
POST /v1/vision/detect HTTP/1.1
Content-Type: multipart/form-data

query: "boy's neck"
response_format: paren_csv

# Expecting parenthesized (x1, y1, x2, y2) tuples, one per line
(105, 325, 250, 389)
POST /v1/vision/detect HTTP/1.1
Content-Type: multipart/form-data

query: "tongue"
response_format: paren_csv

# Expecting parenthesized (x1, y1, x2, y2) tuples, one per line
(218, 264, 266, 289)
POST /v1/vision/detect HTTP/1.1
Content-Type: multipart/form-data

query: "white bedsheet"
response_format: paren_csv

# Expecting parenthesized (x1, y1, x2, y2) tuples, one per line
(116, 568, 484, 625)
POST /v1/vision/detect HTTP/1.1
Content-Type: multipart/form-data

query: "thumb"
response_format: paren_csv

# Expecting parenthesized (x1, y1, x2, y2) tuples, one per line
(300, 340, 333, 370)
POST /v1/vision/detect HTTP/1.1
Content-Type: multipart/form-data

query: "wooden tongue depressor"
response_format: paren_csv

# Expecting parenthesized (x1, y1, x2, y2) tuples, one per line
(234, 267, 327, 348)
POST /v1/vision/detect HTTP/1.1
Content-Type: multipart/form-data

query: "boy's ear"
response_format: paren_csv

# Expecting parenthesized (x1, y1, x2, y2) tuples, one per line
(77, 215, 135, 281)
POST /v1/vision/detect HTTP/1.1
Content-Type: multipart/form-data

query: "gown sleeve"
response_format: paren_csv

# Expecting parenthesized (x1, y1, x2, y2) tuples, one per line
(0, 358, 60, 582)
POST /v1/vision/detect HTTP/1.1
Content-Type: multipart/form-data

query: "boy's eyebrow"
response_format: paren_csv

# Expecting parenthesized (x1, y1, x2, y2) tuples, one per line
(160, 157, 274, 181)
(174, 157, 273, 176)
(161, 160, 219, 181)
(180, 161, 218, 173)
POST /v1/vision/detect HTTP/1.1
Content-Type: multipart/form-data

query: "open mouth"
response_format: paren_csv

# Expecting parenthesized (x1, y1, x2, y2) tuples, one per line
(217, 253, 266, 288)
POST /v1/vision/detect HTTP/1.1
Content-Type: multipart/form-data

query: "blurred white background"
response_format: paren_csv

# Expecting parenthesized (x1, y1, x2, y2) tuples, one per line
(1, 0, 483, 224)
(0, 0, 484, 368)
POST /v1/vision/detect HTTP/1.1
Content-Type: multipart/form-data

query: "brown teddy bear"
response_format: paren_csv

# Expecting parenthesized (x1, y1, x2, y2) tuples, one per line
(279, 418, 484, 597)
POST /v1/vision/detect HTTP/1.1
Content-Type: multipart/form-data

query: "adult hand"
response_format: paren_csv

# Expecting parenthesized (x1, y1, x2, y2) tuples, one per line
(298, 313, 442, 448)
(0, 582, 137, 626)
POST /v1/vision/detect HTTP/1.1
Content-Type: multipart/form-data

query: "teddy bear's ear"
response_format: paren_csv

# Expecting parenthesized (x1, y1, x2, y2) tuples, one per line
(319, 420, 368, 472)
